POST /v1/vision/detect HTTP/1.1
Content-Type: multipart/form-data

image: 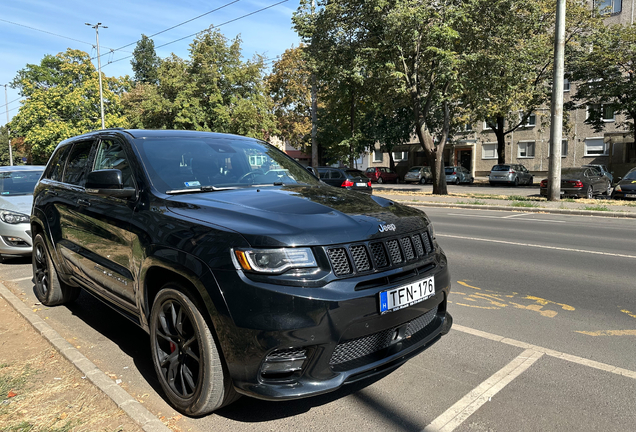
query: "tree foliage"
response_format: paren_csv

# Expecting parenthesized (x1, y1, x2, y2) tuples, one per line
(9, 49, 130, 163)
(570, 23, 636, 132)
(131, 34, 161, 84)
(123, 29, 276, 140)
(267, 46, 312, 151)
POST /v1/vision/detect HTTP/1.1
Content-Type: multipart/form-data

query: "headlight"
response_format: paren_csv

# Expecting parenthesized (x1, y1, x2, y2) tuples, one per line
(428, 222, 436, 240)
(233, 247, 317, 274)
(0, 210, 30, 224)
(614, 185, 622, 192)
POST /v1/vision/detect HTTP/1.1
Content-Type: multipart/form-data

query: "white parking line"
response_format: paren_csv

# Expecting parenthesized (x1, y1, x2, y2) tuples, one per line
(437, 234, 636, 259)
(7, 276, 32, 282)
(423, 349, 543, 432)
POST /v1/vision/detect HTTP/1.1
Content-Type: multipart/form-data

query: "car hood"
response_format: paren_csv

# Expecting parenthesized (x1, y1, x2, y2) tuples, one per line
(166, 185, 429, 247)
(0, 195, 34, 215)
(617, 178, 636, 191)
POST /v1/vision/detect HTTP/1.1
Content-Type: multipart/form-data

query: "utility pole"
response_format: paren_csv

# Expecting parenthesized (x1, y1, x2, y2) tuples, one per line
(86, 22, 107, 129)
(310, 0, 319, 168)
(3, 84, 13, 166)
(548, 0, 565, 201)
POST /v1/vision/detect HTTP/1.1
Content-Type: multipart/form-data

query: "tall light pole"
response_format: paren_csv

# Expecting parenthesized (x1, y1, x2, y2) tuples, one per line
(86, 22, 107, 129)
(548, 0, 566, 201)
(3, 84, 13, 166)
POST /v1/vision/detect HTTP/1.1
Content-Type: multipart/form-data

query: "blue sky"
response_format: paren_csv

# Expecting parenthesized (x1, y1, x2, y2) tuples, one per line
(0, 0, 301, 127)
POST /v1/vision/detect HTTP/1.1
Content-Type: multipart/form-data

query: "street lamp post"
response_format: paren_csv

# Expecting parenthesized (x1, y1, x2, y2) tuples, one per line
(86, 22, 107, 129)
(3, 84, 13, 166)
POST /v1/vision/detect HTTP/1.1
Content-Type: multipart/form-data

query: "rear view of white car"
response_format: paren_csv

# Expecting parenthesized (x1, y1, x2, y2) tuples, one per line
(0, 165, 45, 261)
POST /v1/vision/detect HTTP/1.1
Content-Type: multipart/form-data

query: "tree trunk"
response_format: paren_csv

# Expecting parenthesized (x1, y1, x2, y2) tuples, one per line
(495, 116, 506, 164)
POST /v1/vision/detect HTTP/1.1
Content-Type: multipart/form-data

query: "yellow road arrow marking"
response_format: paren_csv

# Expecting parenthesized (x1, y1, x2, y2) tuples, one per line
(576, 330, 636, 337)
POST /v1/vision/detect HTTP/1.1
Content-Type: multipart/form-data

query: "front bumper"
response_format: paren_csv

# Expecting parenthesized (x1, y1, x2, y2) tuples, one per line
(0, 222, 33, 257)
(611, 188, 636, 200)
(213, 251, 452, 401)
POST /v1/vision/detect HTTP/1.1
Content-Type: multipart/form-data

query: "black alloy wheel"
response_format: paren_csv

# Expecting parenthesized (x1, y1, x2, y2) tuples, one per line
(455, 177, 460, 185)
(32, 233, 80, 306)
(514, 177, 520, 186)
(377, 177, 384, 184)
(605, 183, 612, 196)
(150, 286, 237, 415)
(586, 186, 594, 199)
(420, 178, 427, 185)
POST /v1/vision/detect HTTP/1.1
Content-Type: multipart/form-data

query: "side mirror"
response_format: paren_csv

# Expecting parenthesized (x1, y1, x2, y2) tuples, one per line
(306, 166, 318, 177)
(86, 169, 135, 199)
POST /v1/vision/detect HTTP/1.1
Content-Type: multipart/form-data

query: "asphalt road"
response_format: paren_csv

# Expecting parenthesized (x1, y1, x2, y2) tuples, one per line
(1, 206, 635, 431)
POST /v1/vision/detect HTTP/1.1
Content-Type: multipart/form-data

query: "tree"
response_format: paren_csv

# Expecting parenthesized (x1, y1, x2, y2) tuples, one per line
(123, 28, 277, 140)
(0, 126, 11, 165)
(461, 0, 599, 164)
(9, 49, 130, 163)
(267, 46, 312, 151)
(131, 34, 161, 84)
(570, 23, 636, 132)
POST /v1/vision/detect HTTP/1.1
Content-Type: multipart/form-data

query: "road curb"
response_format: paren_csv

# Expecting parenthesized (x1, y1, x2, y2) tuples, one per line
(395, 200, 636, 218)
(0, 282, 172, 432)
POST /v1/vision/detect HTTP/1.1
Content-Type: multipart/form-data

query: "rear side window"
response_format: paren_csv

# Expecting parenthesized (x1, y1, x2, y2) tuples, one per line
(45, 145, 72, 182)
(63, 141, 94, 186)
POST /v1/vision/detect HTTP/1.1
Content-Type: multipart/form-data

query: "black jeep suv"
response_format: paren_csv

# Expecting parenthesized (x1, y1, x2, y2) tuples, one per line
(31, 129, 452, 416)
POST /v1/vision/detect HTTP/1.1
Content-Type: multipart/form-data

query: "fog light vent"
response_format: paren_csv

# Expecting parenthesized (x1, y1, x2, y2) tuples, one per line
(2, 236, 29, 247)
(261, 348, 307, 379)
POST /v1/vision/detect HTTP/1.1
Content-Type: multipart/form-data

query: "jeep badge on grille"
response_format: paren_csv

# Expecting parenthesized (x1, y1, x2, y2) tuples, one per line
(379, 223, 396, 232)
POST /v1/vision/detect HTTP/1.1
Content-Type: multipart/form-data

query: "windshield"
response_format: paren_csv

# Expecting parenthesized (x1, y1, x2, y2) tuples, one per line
(133, 137, 320, 194)
(0, 170, 44, 196)
(624, 170, 636, 180)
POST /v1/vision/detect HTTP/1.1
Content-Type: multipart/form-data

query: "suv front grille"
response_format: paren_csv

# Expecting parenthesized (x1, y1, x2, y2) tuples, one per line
(326, 230, 434, 277)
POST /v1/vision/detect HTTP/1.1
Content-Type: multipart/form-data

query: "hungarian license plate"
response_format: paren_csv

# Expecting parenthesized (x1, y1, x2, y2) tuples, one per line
(356, 182, 367, 187)
(626, 193, 636, 198)
(379, 275, 435, 314)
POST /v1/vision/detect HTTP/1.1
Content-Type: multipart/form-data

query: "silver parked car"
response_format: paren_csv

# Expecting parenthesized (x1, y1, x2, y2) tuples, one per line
(404, 166, 432, 184)
(445, 166, 473, 185)
(0, 165, 46, 261)
(489, 164, 533, 186)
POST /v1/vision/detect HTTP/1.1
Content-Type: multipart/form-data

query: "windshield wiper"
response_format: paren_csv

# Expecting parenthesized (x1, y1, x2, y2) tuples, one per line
(165, 185, 242, 195)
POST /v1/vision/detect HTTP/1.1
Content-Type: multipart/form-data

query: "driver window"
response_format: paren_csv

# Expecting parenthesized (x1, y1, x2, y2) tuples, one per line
(94, 139, 134, 188)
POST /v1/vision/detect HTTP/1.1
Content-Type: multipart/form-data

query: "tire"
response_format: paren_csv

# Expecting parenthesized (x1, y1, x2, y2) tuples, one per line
(32, 234, 80, 306)
(150, 286, 238, 416)
(469, 177, 474, 184)
(420, 178, 427, 185)
(455, 178, 460, 185)
(395, 178, 400, 184)
(586, 186, 593, 199)
(514, 177, 519, 187)
(377, 177, 384, 184)
(605, 183, 612, 196)
(528, 176, 533, 186)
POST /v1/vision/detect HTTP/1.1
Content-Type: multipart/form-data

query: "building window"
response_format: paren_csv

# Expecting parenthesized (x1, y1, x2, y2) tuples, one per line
(563, 78, 570, 92)
(518, 141, 535, 158)
(595, 0, 622, 14)
(587, 104, 616, 122)
(373, 150, 383, 163)
(392, 151, 408, 162)
(483, 119, 495, 130)
(462, 123, 473, 132)
(482, 143, 498, 159)
(584, 138, 608, 156)
(520, 113, 536, 127)
(562, 140, 568, 157)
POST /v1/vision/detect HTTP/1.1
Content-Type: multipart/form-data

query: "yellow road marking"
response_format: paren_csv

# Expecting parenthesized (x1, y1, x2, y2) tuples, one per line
(621, 309, 636, 319)
(576, 330, 636, 337)
(452, 281, 575, 318)
(456, 281, 481, 290)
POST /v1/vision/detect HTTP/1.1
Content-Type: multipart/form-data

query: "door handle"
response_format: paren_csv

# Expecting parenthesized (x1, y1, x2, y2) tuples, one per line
(77, 199, 91, 207)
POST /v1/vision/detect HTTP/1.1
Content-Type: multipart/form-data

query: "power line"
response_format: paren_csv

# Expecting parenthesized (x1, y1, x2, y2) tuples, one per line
(104, 0, 289, 67)
(0, 17, 129, 53)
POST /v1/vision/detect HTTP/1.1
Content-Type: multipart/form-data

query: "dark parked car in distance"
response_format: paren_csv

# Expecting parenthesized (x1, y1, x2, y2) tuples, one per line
(444, 166, 473, 185)
(611, 167, 636, 200)
(540, 167, 611, 198)
(583, 164, 613, 184)
(31, 129, 452, 416)
(404, 166, 432, 184)
(365, 166, 400, 184)
(315, 166, 372, 194)
(489, 164, 533, 186)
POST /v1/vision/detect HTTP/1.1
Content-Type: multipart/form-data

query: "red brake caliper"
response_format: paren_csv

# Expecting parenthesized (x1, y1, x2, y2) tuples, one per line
(169, 341, 177, 353)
